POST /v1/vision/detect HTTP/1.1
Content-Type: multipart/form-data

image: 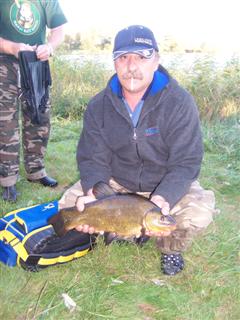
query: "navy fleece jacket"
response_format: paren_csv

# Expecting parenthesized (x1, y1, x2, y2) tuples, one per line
(77, 65, 203, 208)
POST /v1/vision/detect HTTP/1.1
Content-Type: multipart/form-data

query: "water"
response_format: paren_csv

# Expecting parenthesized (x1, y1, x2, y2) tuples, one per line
(61, 52, 114, 70)
(60, 52, 240, 71)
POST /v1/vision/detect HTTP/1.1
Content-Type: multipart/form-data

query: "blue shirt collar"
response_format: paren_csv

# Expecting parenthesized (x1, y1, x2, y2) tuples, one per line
(109, 69, 169, 100)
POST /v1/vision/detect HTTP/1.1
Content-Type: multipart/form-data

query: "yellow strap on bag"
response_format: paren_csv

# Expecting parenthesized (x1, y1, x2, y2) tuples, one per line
(0, 229, 29, 262)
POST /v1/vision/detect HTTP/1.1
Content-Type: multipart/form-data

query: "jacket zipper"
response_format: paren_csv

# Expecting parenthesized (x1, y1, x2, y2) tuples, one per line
(133, 127, 144, 191)
(133, 127, 137, 140)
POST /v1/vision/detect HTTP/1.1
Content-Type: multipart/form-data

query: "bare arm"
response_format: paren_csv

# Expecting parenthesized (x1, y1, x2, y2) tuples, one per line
(0, 24, 64, 60)
(0, 37, 35, 58)
(36, 25, 65, 61)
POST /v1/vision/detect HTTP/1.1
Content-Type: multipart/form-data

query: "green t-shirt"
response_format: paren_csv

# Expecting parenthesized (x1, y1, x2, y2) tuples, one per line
(0, 0, 67, 45)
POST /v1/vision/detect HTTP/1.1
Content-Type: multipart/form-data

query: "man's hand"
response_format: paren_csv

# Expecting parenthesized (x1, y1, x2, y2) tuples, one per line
(76, 189, 96, 212)
(145, 229, 171, 237)
(150, 195, 170, 215)
(12, 43, 36, 58)
(75, 189, 100, 234)
(36, 43, 53, 61)
(147, 194, 171, 237)
(75, 224, 96, 234)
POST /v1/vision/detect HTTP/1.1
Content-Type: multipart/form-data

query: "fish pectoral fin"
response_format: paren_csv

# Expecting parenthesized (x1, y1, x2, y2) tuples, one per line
(141, 226, 146, 236)
(92, 181, 116, 199)
(48, 213, 58, 226)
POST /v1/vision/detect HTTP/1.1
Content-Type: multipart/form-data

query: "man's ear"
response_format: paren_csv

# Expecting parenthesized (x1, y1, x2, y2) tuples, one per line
(154, 53, 160, 71)
(154, 60, 159, 71)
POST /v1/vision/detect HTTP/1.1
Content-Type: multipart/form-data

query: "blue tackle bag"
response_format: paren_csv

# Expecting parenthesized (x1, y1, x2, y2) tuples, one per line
(0, 201, 95, 271)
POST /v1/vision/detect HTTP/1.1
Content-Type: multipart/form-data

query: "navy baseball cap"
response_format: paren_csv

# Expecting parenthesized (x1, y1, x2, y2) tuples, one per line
(113, 25, 159, 60)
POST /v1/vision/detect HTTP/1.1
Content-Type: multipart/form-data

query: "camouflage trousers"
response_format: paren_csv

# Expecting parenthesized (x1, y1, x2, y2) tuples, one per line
(59, 179, 219, 254)
(0, 55, 51, 187)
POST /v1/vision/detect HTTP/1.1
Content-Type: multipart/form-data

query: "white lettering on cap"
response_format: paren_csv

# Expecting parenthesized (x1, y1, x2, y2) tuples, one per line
(134, 38, 153, 46)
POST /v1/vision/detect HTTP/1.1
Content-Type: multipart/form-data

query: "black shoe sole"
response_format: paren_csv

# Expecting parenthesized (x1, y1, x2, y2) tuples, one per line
(28, 179, 58, 188)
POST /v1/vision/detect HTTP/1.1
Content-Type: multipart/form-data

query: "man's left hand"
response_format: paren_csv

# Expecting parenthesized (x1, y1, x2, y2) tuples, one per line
(36, 43, 53, 61)
(147, 194, 172, 237)
(150, 194, 170, 215)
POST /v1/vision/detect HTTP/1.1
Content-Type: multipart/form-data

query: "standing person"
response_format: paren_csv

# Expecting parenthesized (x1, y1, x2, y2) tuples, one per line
(59, 25, 218, 276)
(0, 0, 67, 202)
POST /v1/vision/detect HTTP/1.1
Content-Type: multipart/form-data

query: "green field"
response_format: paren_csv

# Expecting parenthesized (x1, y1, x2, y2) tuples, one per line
(0, 118, 239, 320)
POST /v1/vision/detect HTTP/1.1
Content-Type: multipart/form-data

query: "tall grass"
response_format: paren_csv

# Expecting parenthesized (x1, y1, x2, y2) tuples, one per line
(169, 55, 240, 120)
(50, 54, 240, 121)
(50, 58, 111, 119)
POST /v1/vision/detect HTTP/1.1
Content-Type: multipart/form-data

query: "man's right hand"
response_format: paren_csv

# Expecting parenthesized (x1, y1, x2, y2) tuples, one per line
(12, 42, 36, 58)
(75, 190, 99, 234)
(76, 193, 96, 212)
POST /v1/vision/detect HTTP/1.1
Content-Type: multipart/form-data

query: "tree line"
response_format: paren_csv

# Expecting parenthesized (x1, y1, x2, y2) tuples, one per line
(58, 32, 210, 53)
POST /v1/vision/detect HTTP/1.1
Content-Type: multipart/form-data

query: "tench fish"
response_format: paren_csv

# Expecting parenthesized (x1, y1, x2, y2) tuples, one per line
(49, 182, 176, 237)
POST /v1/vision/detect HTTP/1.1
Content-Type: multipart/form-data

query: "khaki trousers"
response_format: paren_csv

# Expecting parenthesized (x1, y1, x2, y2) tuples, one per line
(59, 179, 219, 254)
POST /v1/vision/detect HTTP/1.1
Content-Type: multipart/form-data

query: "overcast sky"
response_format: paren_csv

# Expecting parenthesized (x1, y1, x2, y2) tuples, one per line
(59, 0, 240, 52)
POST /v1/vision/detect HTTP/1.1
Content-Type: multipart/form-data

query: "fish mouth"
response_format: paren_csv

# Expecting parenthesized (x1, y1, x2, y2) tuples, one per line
(161, 214, 176, 226)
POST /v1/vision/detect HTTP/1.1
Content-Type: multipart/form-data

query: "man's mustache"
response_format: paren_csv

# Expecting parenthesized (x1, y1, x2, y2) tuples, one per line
(122, 72, 143, 80)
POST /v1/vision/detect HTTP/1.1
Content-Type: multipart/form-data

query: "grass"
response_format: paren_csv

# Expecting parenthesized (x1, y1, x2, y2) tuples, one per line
(0, 119, 239, 320)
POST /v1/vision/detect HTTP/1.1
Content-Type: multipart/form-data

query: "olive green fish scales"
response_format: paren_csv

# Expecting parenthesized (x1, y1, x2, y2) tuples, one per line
(49, 187, 176, 237)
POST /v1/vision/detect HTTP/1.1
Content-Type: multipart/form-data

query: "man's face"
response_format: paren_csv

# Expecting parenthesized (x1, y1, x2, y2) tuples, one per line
(114, 52, 159, 94)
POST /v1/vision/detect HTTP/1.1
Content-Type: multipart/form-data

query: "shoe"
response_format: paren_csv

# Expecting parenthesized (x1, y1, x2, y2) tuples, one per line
(2, 185, 18, 202)
(161, 253, 184, 276)
(28, 176, 58, 188)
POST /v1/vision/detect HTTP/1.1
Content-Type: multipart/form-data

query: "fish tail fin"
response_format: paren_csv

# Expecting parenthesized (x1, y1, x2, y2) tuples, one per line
(48, 213, 68, 237)
(92, 181, 116, 199)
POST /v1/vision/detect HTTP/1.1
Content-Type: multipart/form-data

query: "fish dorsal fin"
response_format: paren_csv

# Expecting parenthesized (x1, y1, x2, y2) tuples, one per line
(92, 181, 116, 199)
